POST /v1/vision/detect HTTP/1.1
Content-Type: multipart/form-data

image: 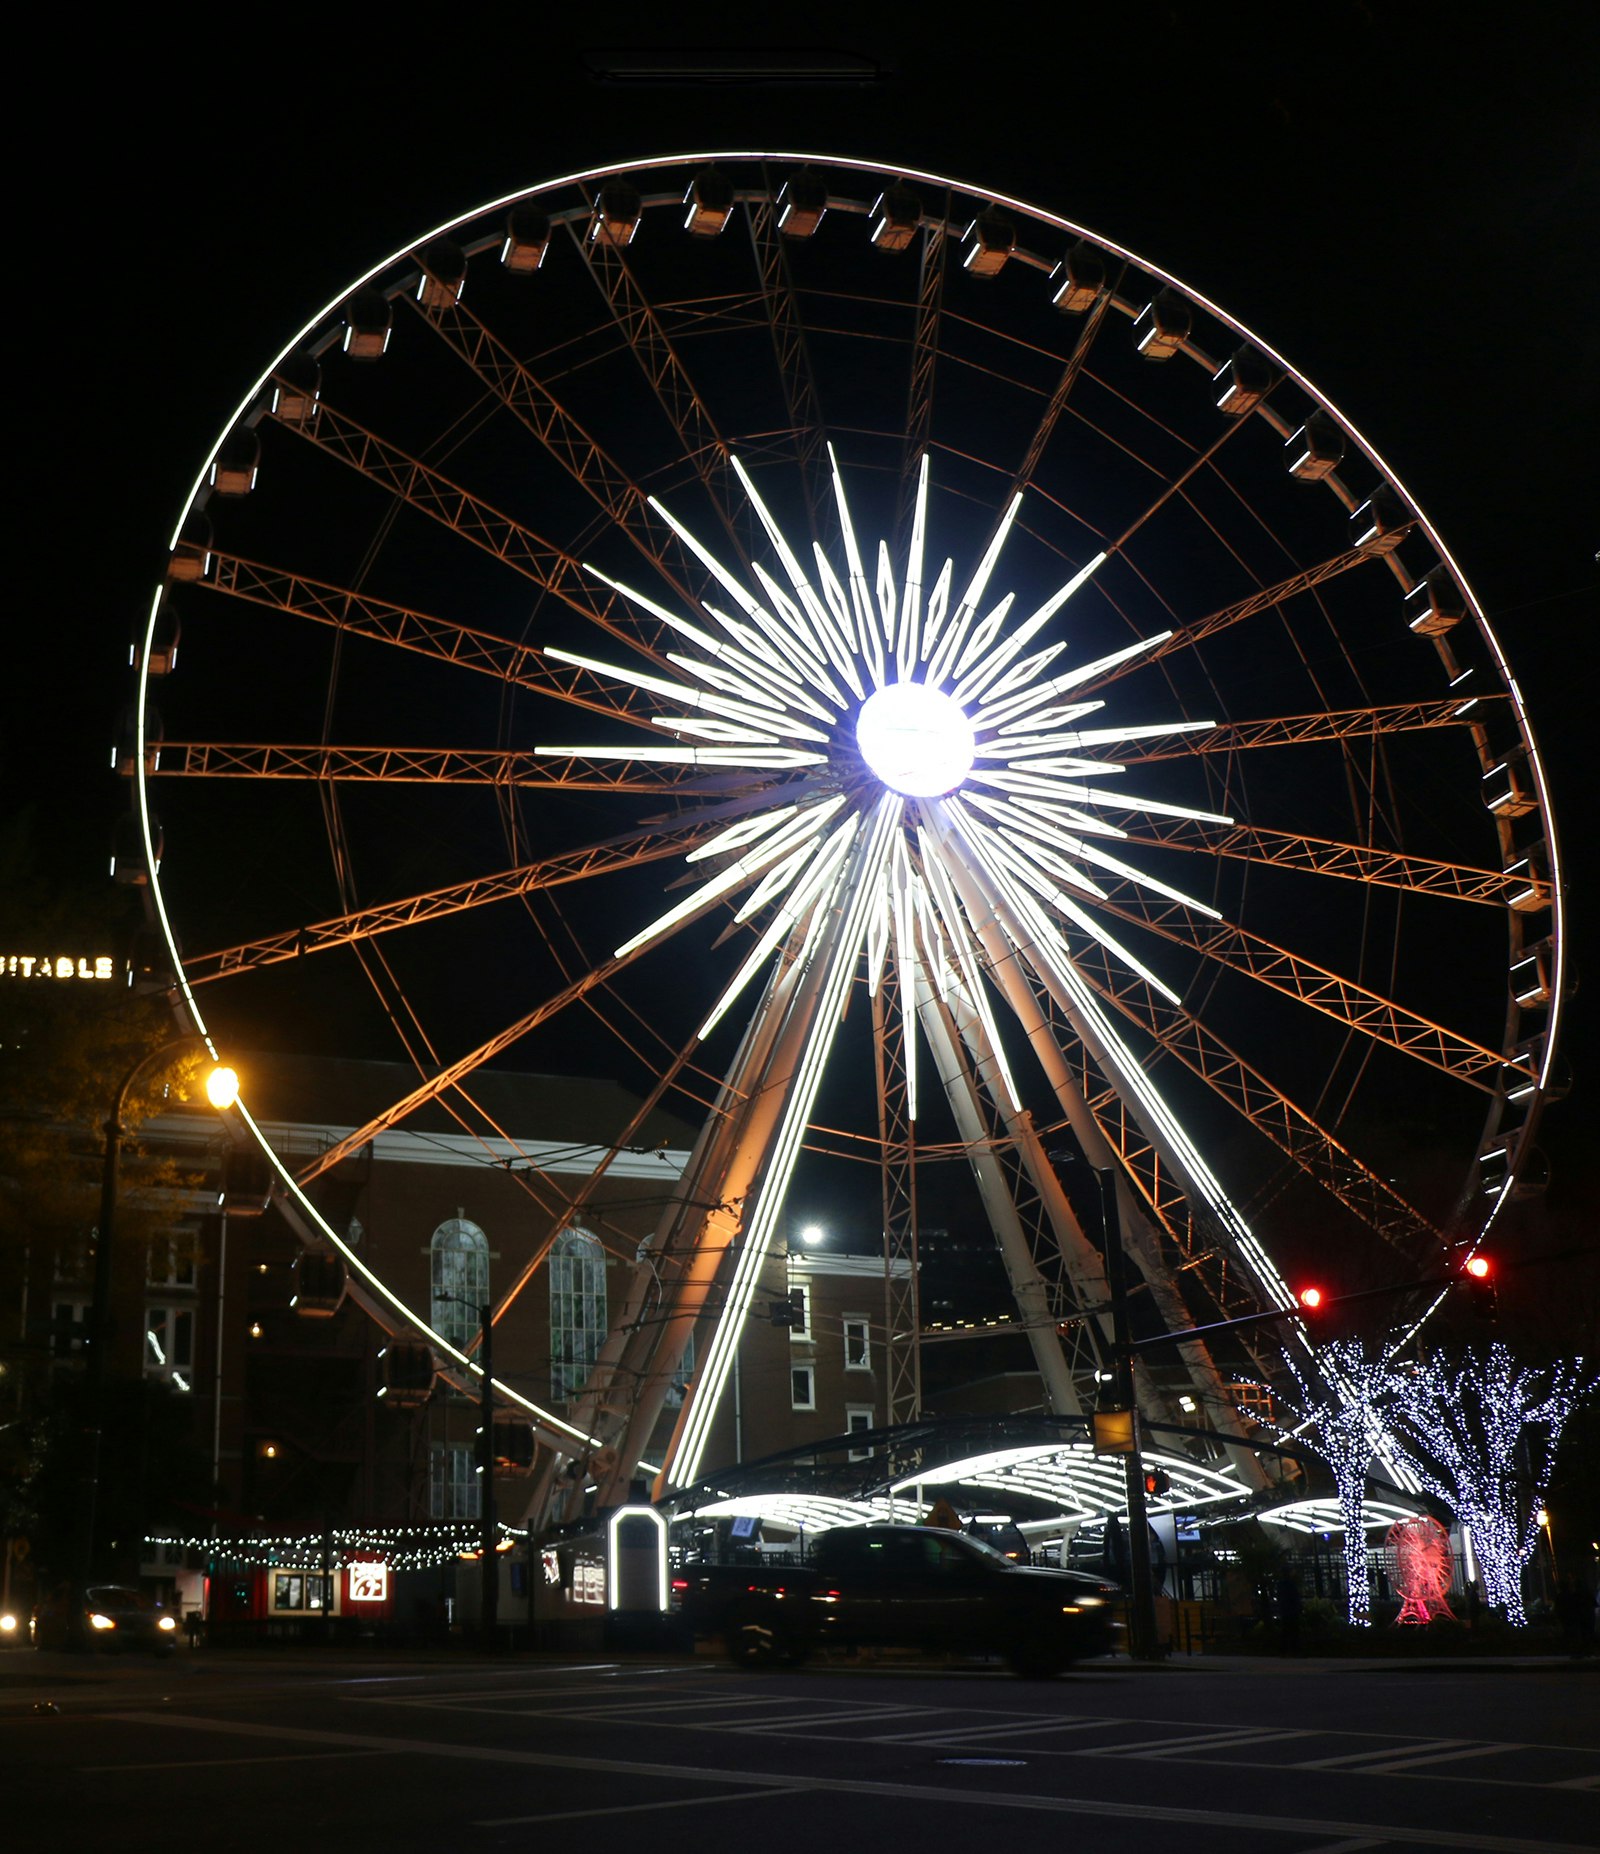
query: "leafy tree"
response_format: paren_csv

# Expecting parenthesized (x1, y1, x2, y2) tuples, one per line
(1, 817, 213, 1574)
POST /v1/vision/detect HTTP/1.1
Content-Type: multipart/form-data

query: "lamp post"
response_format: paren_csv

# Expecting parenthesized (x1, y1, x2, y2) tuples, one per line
(79, 1037, 237, 1613)
(438, 1293, 499, 1645)
(476, 1301, 498, 1645)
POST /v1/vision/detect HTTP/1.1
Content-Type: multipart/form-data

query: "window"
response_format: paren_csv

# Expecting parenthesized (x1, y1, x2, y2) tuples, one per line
(271, 1573, 331, 1612)
(430, 1215, 489, 1349)
(790, 1363, 816, 1411)
(51, 1298, 89, 1359)
(846, 1404, 875, 1461)
(550, 1226, 606, 1400)
(787, 1277, 811, 1341)
(145, 1306, 195, 1390)
(430, 1442, 480, 1520)
(146, 1239, 196, 1289)
(842, 1314, 871, 1370)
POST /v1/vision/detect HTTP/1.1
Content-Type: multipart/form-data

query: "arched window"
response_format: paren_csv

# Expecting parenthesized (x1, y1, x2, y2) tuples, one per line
(550, 1227, 606, 1400)
(430, 1214, 489, 1349)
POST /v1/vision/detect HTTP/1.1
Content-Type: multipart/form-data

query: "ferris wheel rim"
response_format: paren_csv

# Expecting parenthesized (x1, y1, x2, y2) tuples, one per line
(131, 151, 1563, 1463)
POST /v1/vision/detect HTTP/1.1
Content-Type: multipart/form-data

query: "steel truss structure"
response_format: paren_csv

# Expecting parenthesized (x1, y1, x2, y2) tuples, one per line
(129, 154, 1565, 1525)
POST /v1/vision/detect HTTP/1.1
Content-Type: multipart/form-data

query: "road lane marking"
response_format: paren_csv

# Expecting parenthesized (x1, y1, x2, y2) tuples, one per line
(1100, 1726, 1314, 1757)
(1362, 1743, 1522, 1774)
(878, 1717, 1117, 1745)
(80, 1749, 399, 1773)
(477, 1783, 811, 1826)
(105, 1712, 1594, 1853)
(1296, 1738, 1474, 1769)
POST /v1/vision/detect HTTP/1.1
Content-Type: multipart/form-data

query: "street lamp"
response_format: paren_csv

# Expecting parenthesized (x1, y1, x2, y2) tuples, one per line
(79, 1035, 238, 1614)
(437, 1293, 499, 1645)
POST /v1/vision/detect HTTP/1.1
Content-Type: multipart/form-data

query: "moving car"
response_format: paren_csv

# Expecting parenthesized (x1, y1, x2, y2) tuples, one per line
(675, 1523, 1122, 1676)
(32, 1584, 179, 1655)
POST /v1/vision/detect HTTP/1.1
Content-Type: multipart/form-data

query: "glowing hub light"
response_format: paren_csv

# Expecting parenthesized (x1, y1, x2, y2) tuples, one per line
(856, 681, 974, 797)
(205, 1065, 240, 1109)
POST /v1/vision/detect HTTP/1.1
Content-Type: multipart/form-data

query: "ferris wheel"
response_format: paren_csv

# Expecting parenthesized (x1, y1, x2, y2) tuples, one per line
(128, 152, 1564, 1506)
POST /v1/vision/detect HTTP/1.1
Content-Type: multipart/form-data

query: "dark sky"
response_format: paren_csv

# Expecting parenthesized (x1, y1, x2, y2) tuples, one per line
(11, 5, 1595, 1251)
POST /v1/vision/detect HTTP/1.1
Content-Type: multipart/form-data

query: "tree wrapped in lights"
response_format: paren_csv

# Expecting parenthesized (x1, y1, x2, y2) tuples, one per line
(1283, 1339, 1404, 1626)
(1389, 1345, 1592, 1626)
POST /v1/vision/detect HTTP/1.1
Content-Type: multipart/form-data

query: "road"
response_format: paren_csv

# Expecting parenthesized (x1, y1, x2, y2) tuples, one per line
(5, 1648, 1596, 1852)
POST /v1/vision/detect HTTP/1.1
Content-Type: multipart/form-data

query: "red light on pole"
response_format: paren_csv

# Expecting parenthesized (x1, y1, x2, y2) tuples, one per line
(1297, 1286, 1325, 1311)
(1462, 1253, 1497, 1319)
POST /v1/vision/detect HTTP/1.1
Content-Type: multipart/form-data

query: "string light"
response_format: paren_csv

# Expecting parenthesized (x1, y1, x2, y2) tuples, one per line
(142, 1522, 526, 1574)
(1280, 1339, 1405, 1627)
(1387, 1344, 1592, 1625)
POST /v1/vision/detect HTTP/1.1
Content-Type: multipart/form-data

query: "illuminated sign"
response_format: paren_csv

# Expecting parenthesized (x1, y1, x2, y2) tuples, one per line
(347, 1561, 389, 1603)
(3, 954, 116, 979)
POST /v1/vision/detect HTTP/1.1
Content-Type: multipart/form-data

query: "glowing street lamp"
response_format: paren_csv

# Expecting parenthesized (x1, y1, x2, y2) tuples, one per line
(80, 1035, 238, 1608)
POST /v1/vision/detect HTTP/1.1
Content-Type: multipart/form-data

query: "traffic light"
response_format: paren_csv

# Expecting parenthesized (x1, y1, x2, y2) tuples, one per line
(1296, 1285, 1327, 1313)
(1143, 1468, 1172, 1497)
(1462, 1254, 1498, 1321)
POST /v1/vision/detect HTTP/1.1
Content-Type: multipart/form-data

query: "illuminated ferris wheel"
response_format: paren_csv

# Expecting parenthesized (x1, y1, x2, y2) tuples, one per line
(129, 153, 1564, 1508)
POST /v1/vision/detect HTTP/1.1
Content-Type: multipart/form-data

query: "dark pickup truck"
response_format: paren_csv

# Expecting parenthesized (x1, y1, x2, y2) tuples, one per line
(673, 1523, 1121, 1677)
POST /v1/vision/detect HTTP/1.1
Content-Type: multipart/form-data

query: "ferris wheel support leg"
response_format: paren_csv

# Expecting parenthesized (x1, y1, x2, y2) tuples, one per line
(599, 804, 901, 1504)
(930, 817, 1274, 1486)
(912, 966, 1086, 1418)
(553, 938, 809, 1522)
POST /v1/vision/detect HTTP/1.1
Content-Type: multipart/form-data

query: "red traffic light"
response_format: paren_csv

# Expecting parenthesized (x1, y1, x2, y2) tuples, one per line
(1297, 1286, 1326, 1311)
(1461, 1252, 1498, 1319)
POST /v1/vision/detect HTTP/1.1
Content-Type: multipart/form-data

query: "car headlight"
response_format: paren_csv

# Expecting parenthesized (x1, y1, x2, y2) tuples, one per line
(89, 1612, 116, 1631)
(158, 1615, 177, 1631)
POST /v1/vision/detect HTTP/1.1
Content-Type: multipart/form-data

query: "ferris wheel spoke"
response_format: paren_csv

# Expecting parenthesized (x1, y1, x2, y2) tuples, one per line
(1118, 815, 1524, 906)
(149, 741, 755, 793)
(1092, 896, 1511, 1088)
(296, 862, 754, 1191)
(1077, 543, 1384, 692)
(186, 815, 727, 986)
(1058, 935, 1451, 1263)
(197, 551, 664, 731)
(992, 292, 1116, 533)
(744, 189, 831, 536)
(1101, 404, 1265, 564)
(406, 291, 712, 614)
(898, 210, 949, 540)
(1112, 697, 1499, 764)
(270, 397, 676, 669)
(566, 199, 754, 566)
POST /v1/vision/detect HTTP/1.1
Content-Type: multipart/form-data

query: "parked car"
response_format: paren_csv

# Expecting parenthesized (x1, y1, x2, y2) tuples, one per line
(675, 1523, 1122, 1676)
(32, 1584, 179, 1656)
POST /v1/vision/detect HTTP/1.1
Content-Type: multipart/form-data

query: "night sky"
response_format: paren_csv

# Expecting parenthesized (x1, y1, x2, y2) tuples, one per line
(11, 8, 1596, 1287)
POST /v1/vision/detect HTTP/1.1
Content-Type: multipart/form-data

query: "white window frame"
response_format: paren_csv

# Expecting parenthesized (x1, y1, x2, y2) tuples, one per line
(787, 1276, 811, 1342)
(430, 1216, 490, 1350)
(429, 1441, 481, 1520)
(144, 1304, 195, 1390)
(846, 1404, 875, 1460)
(842, 1314, 871, 1371)
(550, 1226, 607, 1401)
(790, 1362, 816, 1411)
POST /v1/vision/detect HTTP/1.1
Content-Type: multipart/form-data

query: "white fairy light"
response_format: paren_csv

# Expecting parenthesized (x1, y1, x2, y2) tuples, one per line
(1388, 1345, 1592, 1626)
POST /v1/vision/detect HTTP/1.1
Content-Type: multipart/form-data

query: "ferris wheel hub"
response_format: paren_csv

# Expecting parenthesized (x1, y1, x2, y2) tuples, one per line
(855, 680, 975, 797)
